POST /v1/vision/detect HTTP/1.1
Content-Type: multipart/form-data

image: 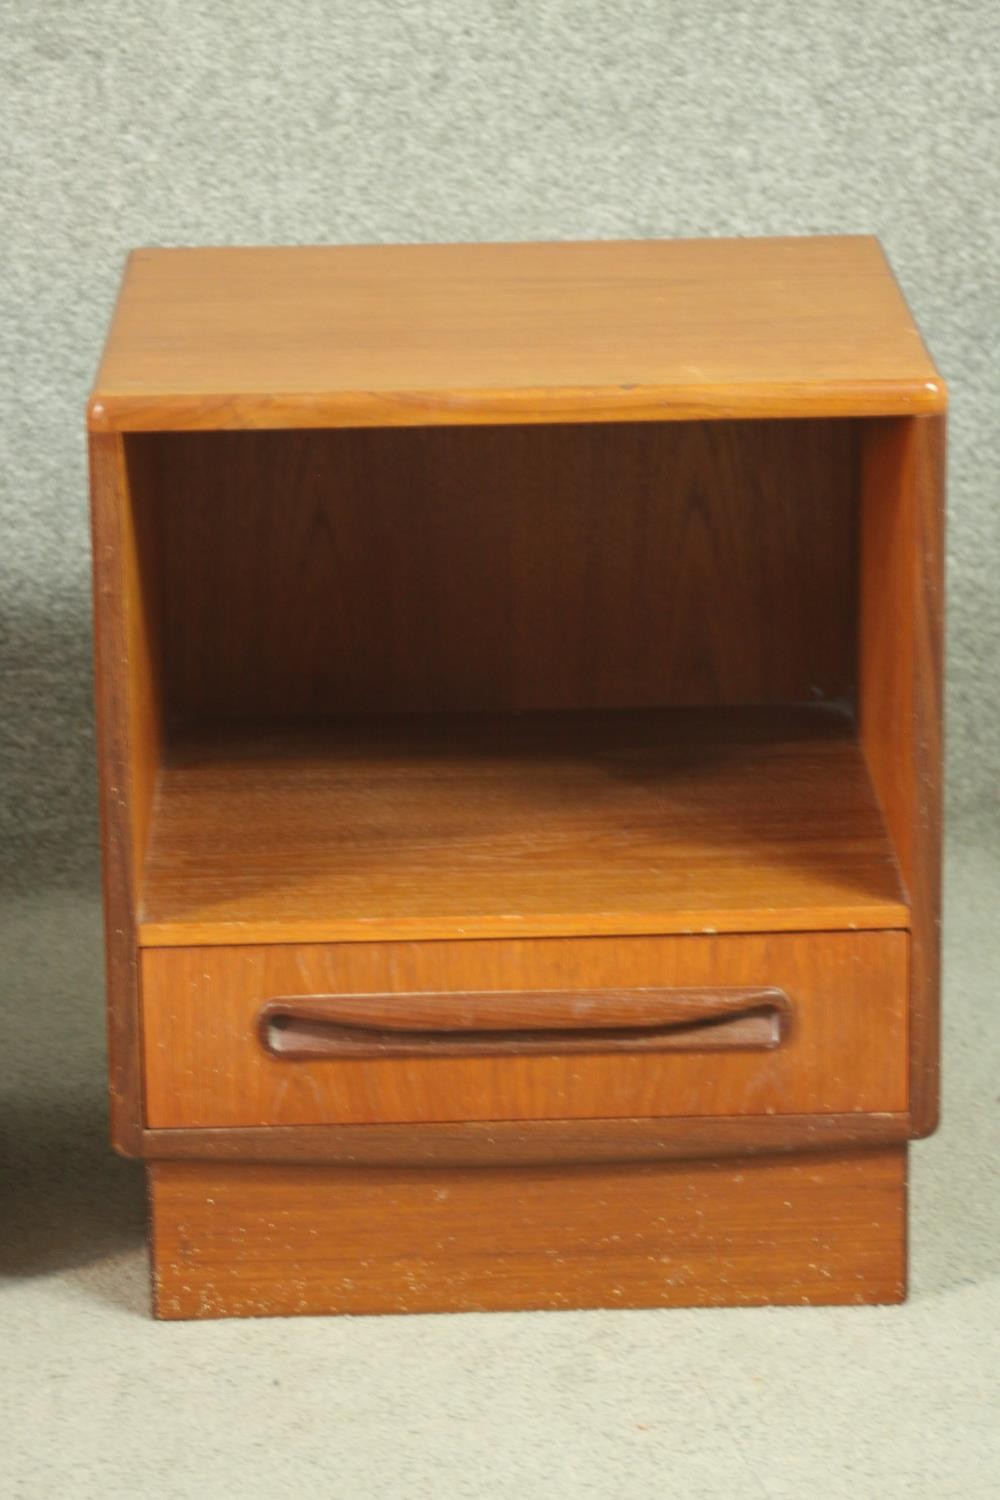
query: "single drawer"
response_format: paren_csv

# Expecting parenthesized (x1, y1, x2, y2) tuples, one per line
(141, 930, 908, 1128)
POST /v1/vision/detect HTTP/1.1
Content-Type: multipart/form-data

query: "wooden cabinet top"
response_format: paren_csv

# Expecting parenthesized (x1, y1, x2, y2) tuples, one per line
(89, 235, 944, 432)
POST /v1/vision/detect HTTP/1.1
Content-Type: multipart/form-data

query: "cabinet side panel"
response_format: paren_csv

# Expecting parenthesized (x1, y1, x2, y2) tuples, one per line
(121, 436, 163, 876)
(89, 431, 161, 1152)
(859, 415, 945, 1135)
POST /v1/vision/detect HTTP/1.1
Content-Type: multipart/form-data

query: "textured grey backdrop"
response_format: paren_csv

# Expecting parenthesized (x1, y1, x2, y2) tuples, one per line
(1, 0, 997, 889)
(1, 10, 998, 1494)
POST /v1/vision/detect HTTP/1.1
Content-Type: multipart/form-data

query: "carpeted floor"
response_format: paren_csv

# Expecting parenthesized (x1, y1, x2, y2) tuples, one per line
(1, 830, 996, 1499)
(2, 3, 998, 1493)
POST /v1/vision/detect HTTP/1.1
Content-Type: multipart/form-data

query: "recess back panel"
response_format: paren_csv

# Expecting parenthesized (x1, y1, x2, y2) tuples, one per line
(129, 419, 857, 718)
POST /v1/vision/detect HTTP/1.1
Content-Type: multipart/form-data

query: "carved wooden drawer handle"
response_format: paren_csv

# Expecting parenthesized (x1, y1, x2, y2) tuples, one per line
(259, 988, 792, 1060)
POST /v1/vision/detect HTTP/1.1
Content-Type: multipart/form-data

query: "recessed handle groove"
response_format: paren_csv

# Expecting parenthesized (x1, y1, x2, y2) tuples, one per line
(259, 988, 791, 1060)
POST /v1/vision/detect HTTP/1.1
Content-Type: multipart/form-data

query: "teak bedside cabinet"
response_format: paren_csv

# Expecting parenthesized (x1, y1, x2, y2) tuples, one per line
(88, 236, 945, 1319)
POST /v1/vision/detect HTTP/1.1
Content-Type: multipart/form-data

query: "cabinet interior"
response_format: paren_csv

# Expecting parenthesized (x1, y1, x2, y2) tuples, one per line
(119, 417, 912, 946)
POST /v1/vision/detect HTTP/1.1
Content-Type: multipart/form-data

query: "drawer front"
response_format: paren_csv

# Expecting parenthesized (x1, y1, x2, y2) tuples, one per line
(141, 930, 908, 1128)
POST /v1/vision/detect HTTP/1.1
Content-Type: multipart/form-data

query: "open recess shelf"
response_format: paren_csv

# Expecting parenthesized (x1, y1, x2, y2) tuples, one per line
(139, 705, 907, 947)
(118, 396, 915, 953)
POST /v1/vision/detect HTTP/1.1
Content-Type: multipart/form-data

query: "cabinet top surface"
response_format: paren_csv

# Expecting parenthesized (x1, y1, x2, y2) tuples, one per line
(89, 235, 944, 432)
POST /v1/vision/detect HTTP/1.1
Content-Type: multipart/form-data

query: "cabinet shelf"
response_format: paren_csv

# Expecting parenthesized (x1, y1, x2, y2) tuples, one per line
(139, 704, 907, 948)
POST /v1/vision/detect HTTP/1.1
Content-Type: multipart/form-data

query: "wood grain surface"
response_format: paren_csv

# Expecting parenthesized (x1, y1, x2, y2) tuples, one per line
(141, 929, 909, 1127)
(88, 237, 944, 431)
(88, 432, 158, 1153)
(88, 235, 944, 1196)
(149, 1148, 908, 1318)
(859, 415, 945, 1135)
(139, 1111, 913, 1167)
(139, 707, 908, 947)
(133, 419, 857, 718)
